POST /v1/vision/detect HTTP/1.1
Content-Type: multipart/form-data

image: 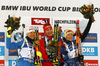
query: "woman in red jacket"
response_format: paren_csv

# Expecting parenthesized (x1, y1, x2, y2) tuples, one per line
(39, 23, 64, 66)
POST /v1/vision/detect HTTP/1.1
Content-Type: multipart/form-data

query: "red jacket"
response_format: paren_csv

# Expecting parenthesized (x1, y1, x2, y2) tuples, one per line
(39, 35, 64, 62)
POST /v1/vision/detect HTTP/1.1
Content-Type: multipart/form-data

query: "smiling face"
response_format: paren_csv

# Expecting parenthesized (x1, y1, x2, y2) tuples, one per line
(45, 28, 53, 36)
(65, 33, 73, 41)
(27, 31, 35, 39)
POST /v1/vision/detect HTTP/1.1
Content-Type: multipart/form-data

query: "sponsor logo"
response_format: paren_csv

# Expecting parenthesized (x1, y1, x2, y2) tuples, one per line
(9, 50, 18, 56)
(83, 33, 97, 43)
(0, 32, 5, 42)
(82, 46, 98, 56)
(54, 20, 76, 24)
(31, 18, 50, 25)
(0, 60, 4, 66)
(9, 60, 17, 66)
(0, 46, 5, 56)
(84, 60, 98, 66)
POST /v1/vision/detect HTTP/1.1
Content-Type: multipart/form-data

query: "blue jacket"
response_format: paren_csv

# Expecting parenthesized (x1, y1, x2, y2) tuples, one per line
(6, 37, 35, 50)
(61, 18, 92, 65)
(6, 37, 24, 49)
(60, 40, 79, 63)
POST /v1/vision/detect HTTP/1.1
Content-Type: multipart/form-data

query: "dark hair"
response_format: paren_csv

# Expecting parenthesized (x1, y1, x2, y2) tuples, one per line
(44, 23, 51, 27)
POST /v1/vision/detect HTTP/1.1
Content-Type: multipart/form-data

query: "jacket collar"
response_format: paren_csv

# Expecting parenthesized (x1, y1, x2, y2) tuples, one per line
(26, 36, 34, 43)
(45, 35, 53, 40)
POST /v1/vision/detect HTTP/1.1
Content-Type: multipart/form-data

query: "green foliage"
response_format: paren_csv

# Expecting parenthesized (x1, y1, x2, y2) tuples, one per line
(4, 15, 21, 31)
(47, 40, 59, 53)
(79, 4, 95, 19)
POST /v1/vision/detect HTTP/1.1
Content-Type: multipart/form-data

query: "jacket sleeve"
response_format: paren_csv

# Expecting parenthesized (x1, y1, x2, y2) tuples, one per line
(39, 38, 49, 60)
(60, 45, 68, 61)
(81, 18, 92, 42)
(6, 37, 24, 49)
(58, 38, 65, 62)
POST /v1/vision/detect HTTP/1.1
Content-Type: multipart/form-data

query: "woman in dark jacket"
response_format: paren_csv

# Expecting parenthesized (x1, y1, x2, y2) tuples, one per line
(61, 18, 93, 66)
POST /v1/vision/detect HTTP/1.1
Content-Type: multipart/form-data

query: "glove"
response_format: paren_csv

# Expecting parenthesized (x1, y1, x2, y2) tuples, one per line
(36, 51, 42, 59)
(77, 54, 84, 61)
(7, 27, 12, 38)
(48, 53, 57, 59)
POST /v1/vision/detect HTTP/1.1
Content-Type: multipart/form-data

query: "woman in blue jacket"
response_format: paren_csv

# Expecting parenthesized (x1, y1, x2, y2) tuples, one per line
(61, 18, 93, 66)
(6, 26, 42, 66)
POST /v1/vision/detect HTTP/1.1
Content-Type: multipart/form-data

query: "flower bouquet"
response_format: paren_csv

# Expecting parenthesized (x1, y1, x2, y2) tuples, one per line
(4, 15, 21, 31)
(79, 4, 95, 22)
(47, 40, 59, 54)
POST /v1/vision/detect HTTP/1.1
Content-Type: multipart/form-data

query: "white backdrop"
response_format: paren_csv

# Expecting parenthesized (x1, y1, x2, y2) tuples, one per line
(0, 0, 100, 66)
